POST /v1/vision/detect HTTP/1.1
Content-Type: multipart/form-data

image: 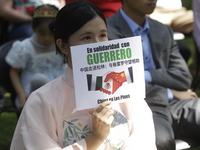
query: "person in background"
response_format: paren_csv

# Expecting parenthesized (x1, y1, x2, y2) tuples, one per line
(149, 0, 193, 63)
(107, 0, 200, 149)
(193, 0, 200, 52)
(149, 0, 193, 34)
(65, 0, 122, 18)
(10, 1, 157, 149)
(5, 4, 65, 110)
(0, 0, 66, 41)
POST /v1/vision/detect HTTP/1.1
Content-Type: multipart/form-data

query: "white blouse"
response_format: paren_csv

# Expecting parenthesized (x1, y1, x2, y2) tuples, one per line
(10, 66, 157, 150)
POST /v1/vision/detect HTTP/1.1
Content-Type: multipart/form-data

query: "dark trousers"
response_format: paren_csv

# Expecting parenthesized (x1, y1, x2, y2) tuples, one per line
(151, 105, 176, 150)
(150, 98, 200, 150)
(170, 99, 200, 140)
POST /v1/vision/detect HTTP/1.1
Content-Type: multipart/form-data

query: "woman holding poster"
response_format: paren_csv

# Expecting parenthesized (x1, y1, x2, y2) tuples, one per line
(10, 1, 157, 150)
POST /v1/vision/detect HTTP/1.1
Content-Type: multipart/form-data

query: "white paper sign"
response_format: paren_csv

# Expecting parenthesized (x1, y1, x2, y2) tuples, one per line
(71, 36, 145, 110)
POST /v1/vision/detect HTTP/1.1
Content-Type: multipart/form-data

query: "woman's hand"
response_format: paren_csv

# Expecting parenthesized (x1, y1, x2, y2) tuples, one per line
(85, 101, 114, 150)
(91, 101, 114, 140)
(171, 89, 198, 100)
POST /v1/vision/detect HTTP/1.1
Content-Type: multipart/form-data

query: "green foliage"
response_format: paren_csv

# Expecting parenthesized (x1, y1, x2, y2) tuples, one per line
(0, 113, 18, 150)
(182, 0, 192, 10)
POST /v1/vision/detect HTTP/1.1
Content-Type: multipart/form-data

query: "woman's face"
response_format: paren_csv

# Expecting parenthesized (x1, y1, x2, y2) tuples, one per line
(58, 16, 108, 69)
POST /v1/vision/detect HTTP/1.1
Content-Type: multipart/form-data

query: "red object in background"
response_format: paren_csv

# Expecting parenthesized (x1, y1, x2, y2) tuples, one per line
(65, 0, 122, 18)
(24, 6, 35, 16)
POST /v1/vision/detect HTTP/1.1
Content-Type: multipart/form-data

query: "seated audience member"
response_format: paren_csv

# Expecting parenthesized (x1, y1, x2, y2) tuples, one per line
(0, 0, 65, 41)
(107, 0, 200, 150)
(190, 0, 200, 78)
(65, 0, 122, 18)
(150, 0, 193, 63)
(193, 0, 200, 52)
(5, 4, 65, 110)
(149, 0, 193, 34)
(10, 1, 157, 150)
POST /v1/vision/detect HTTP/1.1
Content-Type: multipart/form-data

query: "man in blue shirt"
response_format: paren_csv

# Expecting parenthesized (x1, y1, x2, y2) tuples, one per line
(107, 0, 200, 150)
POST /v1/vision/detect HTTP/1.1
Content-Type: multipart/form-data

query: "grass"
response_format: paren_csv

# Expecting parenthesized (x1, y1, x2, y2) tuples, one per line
(0, 112, 18, 150)
(182, 37, 195, 66)
(180, 36, 200, 96)
(182, 0, 192, 10)
(0, 93, 19, 150)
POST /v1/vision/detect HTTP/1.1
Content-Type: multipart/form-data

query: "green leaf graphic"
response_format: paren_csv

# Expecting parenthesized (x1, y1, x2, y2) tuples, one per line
(82, 125, 88, 131)
(73, 128, 79, 140)
(64, 128, 68, 140)
(68, 126, 73, 137)
(63, 121, 65, 128)
(74, 126, 81, 131)
(71, 119, 79, 122)
(84, 131, 91, 135)
(67, 121, 74, 125)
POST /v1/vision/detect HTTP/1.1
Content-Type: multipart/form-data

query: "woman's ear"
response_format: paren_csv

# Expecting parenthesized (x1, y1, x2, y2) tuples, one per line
(56, 39, 69, 56)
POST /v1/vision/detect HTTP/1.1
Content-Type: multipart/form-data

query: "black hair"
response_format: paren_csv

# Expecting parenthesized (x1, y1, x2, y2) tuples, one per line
(49, 1, 106, 55)
(32, 4, 59, 29)
(32, 18, 54, 29)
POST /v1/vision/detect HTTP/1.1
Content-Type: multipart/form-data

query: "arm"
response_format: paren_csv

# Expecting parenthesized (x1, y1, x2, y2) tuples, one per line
(149, 25, 192, 90)
(85, 101, 114, 150)
(11, 91, 114, 150)
(145, 82, 169, 106)
(10, 68, 28, 108)
(0, 0, 32, 23)
(121, 99, 157, 149)
(193, 0, 200, 52)
(107, 15, 192, 90)
(171, 89, 198, 100)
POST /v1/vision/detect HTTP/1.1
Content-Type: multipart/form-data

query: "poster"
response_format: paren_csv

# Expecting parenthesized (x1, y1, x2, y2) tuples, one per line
(70, 36, 145, 110)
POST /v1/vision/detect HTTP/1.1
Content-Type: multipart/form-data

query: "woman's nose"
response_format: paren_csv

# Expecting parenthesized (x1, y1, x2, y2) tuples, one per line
(93, 37, 100, 43)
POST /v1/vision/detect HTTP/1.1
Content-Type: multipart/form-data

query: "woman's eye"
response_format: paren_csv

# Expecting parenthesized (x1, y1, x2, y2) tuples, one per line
(100, 34, 107, 38)
(82, 36, 91, 40)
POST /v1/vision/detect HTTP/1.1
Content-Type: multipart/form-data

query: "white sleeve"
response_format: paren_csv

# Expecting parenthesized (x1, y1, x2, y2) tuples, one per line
(10, 91, 87, 150)
(122, 99, 157, 150)
(5, 40, 29, 69)
(11, 127, 87, 150)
